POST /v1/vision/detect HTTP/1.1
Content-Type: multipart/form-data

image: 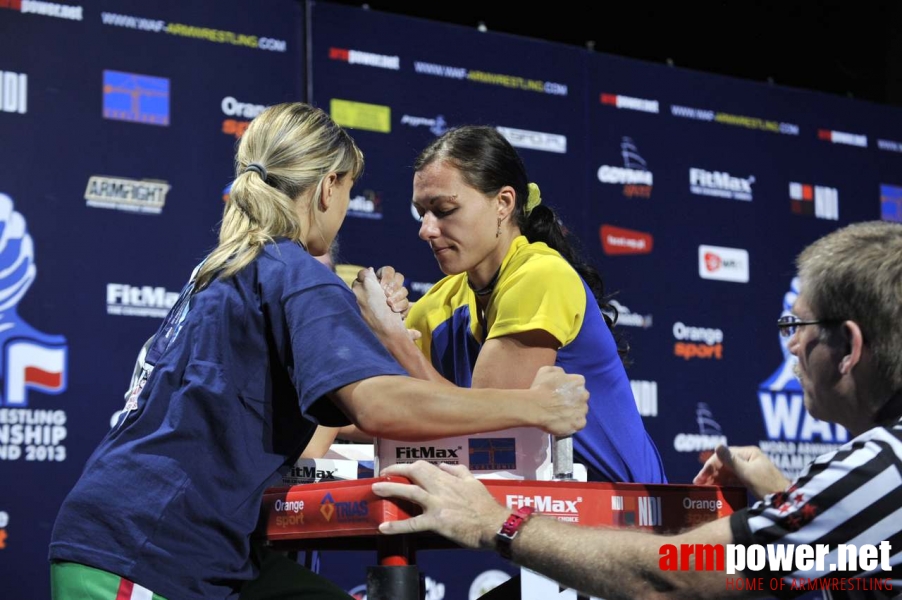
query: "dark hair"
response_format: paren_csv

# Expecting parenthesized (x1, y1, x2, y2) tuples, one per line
(415, 126, 627, 361)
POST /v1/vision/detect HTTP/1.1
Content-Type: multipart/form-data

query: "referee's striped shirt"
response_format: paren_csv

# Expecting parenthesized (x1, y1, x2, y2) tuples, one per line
(730, 417, 902, 599)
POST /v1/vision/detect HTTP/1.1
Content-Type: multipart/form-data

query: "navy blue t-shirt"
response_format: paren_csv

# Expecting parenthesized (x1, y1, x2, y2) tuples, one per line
(49, 240, 406, 599)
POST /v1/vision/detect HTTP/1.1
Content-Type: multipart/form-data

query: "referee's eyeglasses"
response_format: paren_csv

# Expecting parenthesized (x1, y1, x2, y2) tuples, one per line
(777, 314, 842, 338)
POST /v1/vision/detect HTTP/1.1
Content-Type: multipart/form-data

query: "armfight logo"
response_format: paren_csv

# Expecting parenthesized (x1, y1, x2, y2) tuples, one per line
(0, 70, 27, 114)
(103, 70, 170, 126)
(221, 95, 267, 139)
(757, 278, 848, 479)
(597, 137, 653, 199)
(789, 182, 839, 221)
(85, 176, 170, 215)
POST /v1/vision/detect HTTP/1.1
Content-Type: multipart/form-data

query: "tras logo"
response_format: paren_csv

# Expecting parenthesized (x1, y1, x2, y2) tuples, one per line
(319, 492, 368, 523)
(468, 437, 516, 471)
(597, 137, 653, 199)
(757, 277, 848, 479)
(102, 70, 170, 126)
(0, 193, 67, 408)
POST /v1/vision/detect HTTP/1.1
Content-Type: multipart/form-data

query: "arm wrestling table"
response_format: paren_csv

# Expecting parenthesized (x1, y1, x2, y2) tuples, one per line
(257, 477, 747, 600)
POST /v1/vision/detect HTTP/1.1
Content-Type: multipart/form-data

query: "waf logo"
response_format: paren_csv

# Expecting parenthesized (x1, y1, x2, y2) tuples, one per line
(103, 70, 170, 126)
(789, 182, 838, 221)
(600, 224, 653, 255)
(597, 137, 653, 198)
(0, 193, 67, 406)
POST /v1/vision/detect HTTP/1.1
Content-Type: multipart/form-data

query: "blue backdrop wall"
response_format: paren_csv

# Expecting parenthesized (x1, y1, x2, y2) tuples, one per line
(2, 1, 902, 598)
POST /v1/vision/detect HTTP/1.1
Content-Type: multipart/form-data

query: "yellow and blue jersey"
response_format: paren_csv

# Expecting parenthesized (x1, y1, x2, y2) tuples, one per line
(407, 236, 666, 483)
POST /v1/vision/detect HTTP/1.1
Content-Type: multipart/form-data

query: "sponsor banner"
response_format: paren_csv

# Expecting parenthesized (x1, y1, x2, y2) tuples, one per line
(672, 402, 728, 471)
(0, 70, 27, 114)
(670, 104, 799, 135)
(608, 300, 652, 329)
(347, 190, 383, 220)
(879, 184, 902, 223)
(221, 96, 267, 139)
(673, 322, 724, 361)
(600, 225, 653, 256)
(600, 92, 659, 114)
(106, 283, 179, 318)
(85, 176, 170, 214)
(103, 70, 170, 126)
(630, 380, 658, 417)
(413, 60, 568, 96)
(100, 11, 287, 52)
(877, 138, 902, 153)
(469, 571, 511, 600)
(597, 137, 653, 198)
(400, 114, 449, 136)
(330, 99, 390, 133)
(469, 438, 516, 471)
(689, 168, 755, 201)
(817, 128, 867, 148)
(496, 126, 567, 154)
(2, 0, 83, 21)
(789, 182, 838, 221)
(329, 47, 399, 70)
(0, 510, 7, 550)
(611, 495, 662, 527)
(698, 245, 749, 283)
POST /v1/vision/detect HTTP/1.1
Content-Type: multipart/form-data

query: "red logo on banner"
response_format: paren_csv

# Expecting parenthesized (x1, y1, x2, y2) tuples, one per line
(329, 47, 350, 61)
(0, 0, 22, 9)
(704, 252, 722, 272)
(600, 225, 653, 255)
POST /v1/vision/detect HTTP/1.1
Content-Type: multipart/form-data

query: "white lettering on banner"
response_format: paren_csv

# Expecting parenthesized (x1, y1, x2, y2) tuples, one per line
(630, 380, 658, 417)
(814, 186, 839, 220)
(20, 0, 83, 20)
(877, 139, 902, 153)
(496, 126, 567, 154)
(674, 434, 727, 452)
(274, 499, 305, 513)
(638, 496, 662, 526)
(0, 409, 67, 462)
(395, 446, 461, 463)
(85, 176, 169, 214)
(221, 96, 267, 118)
(672, 322, 723, 345)
(506, 495, 582, 522)
(689, 168, 755, 201)
(348, 49, 399, 70)
(683, 497, 723, 512)
(597, 166, 653, 185)
(0, 71, 28, 114)
(758, 392, 848, 442)
(107, 284, 179, 318)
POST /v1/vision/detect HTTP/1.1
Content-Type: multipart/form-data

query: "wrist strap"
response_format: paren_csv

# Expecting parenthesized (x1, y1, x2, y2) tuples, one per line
(495, 506, 534, 559)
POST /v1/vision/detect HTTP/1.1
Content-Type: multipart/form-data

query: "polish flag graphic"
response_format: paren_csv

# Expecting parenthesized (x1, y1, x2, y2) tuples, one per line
(5, 340, 66, 405)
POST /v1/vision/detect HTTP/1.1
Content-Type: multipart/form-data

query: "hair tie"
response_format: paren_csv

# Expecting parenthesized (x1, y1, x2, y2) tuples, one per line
(525, 182, 542, 215)
(244, 162, 268, 181)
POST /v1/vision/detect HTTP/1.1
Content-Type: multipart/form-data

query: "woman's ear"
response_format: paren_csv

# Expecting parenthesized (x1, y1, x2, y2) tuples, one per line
(319, 172, 339, 212)
(497, 185, 517, 220)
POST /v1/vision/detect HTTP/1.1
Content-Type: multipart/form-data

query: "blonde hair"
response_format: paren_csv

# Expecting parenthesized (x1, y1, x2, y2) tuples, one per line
(797, 220, 902, 391)
(195, 103, 363, 290)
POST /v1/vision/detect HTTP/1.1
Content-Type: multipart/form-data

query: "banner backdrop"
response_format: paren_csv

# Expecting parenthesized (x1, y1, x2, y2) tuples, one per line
(0, 1, 303, 597)
(4, 0, 902, 598)
(307, 2, 902, 597)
